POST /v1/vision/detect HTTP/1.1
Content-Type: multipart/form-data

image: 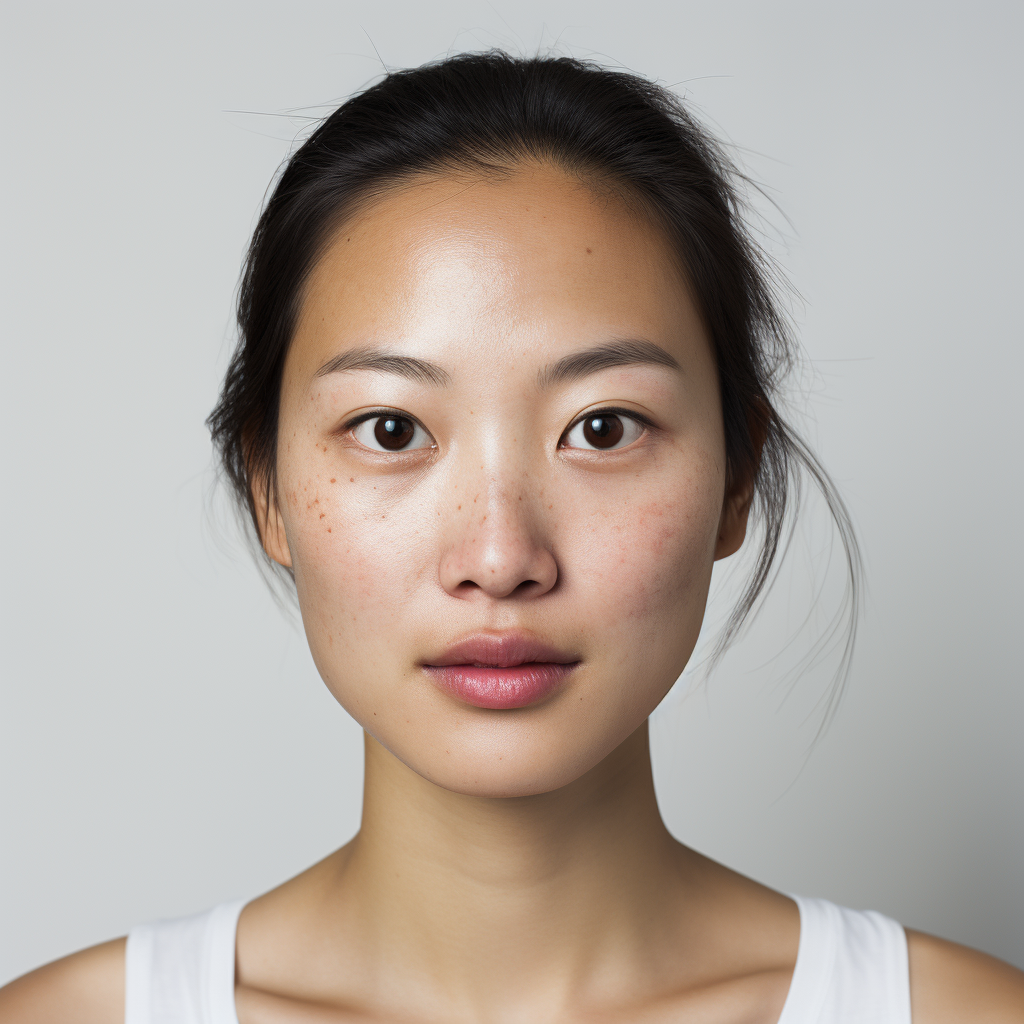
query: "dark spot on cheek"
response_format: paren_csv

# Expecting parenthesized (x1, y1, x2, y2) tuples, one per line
(350, 477, 354, 482)
(327, 528, 332, 533)
(330, 478, 336, 483)
(586, 247, 592, 254)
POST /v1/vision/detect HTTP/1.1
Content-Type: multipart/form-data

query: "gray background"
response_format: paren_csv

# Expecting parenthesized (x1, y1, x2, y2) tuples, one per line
(2, 0, 1021, 984)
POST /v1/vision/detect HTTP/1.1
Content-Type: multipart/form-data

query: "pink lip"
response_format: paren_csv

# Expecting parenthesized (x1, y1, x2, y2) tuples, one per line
(422, 633, 579, 709)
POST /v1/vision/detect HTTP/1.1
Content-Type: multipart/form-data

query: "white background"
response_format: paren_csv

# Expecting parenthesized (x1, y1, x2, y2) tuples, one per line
(2, 0, 1021, 983)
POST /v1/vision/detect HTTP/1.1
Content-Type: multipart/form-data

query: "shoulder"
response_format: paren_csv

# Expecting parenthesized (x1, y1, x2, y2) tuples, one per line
(0, 937, 124, 1024)
(0, 938, 125, 1024)
(908, 929, 1024, 1023)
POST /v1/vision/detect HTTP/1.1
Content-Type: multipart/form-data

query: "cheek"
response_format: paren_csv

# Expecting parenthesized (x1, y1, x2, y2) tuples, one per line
(282, 469, 430, 684)
(566, 468, 721, 666)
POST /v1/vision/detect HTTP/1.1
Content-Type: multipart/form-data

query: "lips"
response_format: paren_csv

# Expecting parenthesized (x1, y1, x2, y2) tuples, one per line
(422, 633, 579, 709)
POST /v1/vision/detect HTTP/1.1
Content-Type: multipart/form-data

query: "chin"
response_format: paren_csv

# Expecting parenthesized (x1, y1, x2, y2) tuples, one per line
(368, 698, 650, 800)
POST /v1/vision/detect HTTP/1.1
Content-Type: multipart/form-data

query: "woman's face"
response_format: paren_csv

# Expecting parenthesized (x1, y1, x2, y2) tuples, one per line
(266, 161, 747, 797)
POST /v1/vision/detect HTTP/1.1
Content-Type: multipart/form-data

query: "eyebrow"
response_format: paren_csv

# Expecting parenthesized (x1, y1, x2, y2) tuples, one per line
(312, 338, 679, 389)
(313, 347, 451, 387)
(538, 339, 681, 387)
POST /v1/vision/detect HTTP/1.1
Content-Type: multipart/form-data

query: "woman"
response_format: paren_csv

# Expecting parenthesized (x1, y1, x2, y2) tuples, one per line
(3, 51, 1022, 1023)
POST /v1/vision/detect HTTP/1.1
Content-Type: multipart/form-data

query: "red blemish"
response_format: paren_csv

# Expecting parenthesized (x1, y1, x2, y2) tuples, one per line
(327, 528, 332, 532)
(330, 478, 336, 483)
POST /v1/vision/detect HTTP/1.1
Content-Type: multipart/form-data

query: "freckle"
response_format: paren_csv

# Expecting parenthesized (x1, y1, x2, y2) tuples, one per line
(549, 504, 554, 510)
(457, 505, 462, 510)
(327, 528, 332, 532)
(320, 513, 325, 519)
(350, 477, 354, 482)
(586, 247, 592, 254)
(330, 478, 336, 483)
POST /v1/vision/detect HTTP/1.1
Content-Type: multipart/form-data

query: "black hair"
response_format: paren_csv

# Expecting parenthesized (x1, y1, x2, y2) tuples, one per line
(208, 50, 860, 713)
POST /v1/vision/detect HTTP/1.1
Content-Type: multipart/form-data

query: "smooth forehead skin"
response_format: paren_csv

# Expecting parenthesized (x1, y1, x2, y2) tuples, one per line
(270, 161, 731, 797)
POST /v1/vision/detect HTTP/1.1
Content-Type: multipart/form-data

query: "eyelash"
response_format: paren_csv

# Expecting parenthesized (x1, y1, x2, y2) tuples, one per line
(343, 408, 421, 431)
(341, 407, 654, 449)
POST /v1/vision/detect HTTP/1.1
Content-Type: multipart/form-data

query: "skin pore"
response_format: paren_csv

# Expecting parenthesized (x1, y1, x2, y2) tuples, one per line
(3, 159, 1023, 1024)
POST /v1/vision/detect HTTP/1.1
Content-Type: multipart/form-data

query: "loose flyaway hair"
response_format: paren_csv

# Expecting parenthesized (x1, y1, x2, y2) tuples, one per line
(208, 50, 861, 722)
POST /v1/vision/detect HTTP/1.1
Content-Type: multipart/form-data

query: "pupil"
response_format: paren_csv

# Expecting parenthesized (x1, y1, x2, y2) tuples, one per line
(374, 416, 415, 450)
(582, 415, 624, 449)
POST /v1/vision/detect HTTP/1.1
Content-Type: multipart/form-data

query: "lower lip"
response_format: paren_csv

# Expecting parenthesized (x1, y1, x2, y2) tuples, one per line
(424, 663, 577, 709)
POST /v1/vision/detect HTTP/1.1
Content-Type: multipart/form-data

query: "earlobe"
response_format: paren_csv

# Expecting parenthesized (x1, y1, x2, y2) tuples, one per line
(254, 482, 293, 568)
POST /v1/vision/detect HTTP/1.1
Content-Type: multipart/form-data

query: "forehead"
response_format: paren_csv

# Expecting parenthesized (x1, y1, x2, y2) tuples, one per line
(288, 160, 706, 380)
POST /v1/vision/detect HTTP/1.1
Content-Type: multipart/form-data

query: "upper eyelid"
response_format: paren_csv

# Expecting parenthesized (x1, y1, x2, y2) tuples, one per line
(565, 406, 654, 430)
(343, 408, 429, 431)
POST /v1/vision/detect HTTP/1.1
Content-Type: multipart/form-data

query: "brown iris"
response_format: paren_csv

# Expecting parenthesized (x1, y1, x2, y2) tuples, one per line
(374, 415, 416, 450)
(581, 414, 624, 449)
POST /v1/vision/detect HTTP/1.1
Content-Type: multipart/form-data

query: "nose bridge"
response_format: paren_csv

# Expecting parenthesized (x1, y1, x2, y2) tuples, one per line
(439, 427, 557, 599)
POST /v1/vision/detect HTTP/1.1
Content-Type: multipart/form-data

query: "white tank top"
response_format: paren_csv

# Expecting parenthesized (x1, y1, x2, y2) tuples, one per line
(124, 894, 912, 1023)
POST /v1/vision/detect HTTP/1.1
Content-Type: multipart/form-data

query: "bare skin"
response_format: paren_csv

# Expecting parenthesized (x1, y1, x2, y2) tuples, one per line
(3, 161, 1022, 1023)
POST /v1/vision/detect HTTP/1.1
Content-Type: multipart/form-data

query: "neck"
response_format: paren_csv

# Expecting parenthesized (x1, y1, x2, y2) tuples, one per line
(331, 721, 698, 1014)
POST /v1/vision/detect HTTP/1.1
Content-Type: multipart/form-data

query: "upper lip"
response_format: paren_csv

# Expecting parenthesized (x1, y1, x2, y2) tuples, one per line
(422, 632, 579, 668)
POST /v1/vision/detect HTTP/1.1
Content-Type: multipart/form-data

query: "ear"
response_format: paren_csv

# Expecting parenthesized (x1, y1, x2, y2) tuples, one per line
(714, 403, 769, 561)
(714, 477, 754, 561)
(253, 476, 293, 568)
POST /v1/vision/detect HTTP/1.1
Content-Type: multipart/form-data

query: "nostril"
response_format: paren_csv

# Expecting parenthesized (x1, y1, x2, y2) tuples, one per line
(513, 579, 543, 595)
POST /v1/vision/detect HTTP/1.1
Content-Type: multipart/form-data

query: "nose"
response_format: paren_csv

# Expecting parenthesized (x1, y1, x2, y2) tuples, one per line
(438, 472, 559, 601)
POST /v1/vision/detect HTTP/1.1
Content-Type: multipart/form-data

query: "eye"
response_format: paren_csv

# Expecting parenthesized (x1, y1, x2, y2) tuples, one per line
(562, 410, 647, 451)
(350, 412, 434, 452)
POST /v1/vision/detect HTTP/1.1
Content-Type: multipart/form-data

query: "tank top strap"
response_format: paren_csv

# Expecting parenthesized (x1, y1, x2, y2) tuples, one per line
(778, 894, 911, 1024)
(125, 899, 245, 1024)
